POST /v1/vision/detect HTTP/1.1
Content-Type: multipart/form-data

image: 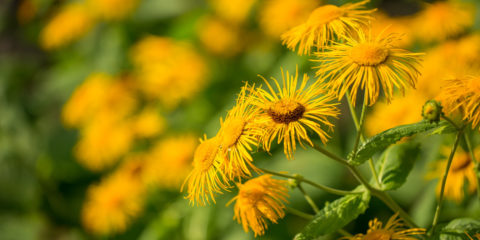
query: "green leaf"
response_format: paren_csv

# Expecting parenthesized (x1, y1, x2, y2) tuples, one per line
(294, 189, 370, 240)
(349, 120, 454, 166)
(376, 142, 421, 191)
(437, 218, 480, 240)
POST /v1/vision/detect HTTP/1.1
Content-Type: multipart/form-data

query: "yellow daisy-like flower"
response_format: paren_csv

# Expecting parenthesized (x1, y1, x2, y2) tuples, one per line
(40, 3, 94, 50)
(258, 0, 319, 38)
(182, 136, 230, 206)
(281, 0, 374, 55)
(413, 0, 474, 43)
(427, 147, 479, 203)
(315, 29, 423, 106)
(438, 74, 480, 129)
(253, 68, 339, 159)
(342, 213, 425, 240)
(371, 12, 413, 48)
(87, 0, 139, 21)
(82, 174, 144, 235)
(229, 175, 289, 237)
(197, 16, 244, 57)
(218, 86, 263, 181)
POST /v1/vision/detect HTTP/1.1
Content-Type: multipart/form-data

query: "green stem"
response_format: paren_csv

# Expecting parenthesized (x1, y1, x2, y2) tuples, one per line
(463, 129, 480, 199)
(286, 207, 314, 220)
(352, 94, 367, 155)
(346, 91, 361, 130)
(337, 229, 353, 237)
(260, 168, 361, 195)
(298, 183, 320, 213)
(442, 115, 460, 131)
(431, 130, 463, 232)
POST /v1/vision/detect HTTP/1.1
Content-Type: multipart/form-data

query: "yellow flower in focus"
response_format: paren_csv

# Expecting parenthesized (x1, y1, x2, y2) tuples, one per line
(342, 213, 425, 240)
(208, 0, 257, 24)
(438, 74, 480, 129)
(182, 136, 230, 206)
(75, 114, 134, 171)
(252, 68, 339, 159)
(197, 16, 243, 57)
(130, 36, 208, 109)
(218, 86, 263, 181)
(258, 0, 319, 38)
(144, 135, 197, 189)
(131, 106, 166, 138)
(82, 174, 144, 235)
(40, 3, 94, 50)
(315, 29, 423, 106)
(229, 175, 289, 237)
(413, 0, 474, 43)
(365, 93, 426, 136)
(281, 0, 374, 55)
(427, 147, 479, 203)
(87, 0, 139, 21)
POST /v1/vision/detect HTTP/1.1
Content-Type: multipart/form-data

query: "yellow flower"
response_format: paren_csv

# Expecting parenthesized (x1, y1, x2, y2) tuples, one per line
(438, 74, 480, 129)
(182, 136, 230, 206)
(197, 16, 244, 57)
(87, 0, 138, 21)
(130, 36, 208, 109)
(252, 67, 339, 159)
(281, 0, 374, 55)
(413, 0, 474, 43)
(365, 93, 426, 136)
(82, 173, 144, 235)
(144, 135, 197, 189)
(370, 12, 413, 48)
(315, 28, 423, 106)
(229, 174, 289, 237)
(75, 113, 134, 171)
(258, 0, 319, 38)
(427, 147, 479, 203)
(208, 0, 257, 25)
(130, 106, 166, 138)
(342, 213, 425, 240)
(40, 3, 94, 50)
(218, 86, 263, 181)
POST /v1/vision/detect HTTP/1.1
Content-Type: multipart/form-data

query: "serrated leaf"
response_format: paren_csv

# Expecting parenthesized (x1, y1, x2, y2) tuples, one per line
(376, 142, 420, 191)
(438, 218, 480, 240)
(349, 121, 454, 166)
(294, 189, 370, 240)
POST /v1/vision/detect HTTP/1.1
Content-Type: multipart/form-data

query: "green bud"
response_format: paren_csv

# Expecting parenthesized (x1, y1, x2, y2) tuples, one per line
(422, 100, 442, 123)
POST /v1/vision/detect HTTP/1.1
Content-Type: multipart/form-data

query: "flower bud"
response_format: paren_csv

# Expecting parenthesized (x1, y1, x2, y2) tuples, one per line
(422, 100, 443, 123)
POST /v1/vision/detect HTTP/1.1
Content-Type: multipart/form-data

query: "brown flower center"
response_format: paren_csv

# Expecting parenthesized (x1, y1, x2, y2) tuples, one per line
(267, 99, 305, 124)
(350, 43, 389, 66)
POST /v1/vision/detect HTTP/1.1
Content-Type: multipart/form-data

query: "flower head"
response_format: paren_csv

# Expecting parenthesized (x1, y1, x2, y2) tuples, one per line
(40, 3, 94, 49)
(281, 0, 374, 55)
(87, 0, 138, 21)
(343, 213, 425, 240)
(182, 136, 230, 206)
(197, 16, 244, 57)
(252, 67, 339, 159)
(208, 0, 257, 25)
(315, 29, 423, 106)
(229, 175, 289, 237)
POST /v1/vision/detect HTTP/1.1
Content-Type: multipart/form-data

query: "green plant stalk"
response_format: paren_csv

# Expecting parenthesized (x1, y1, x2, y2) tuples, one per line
(337, 228, 353, 237)
(346, 91, 381, 187)
(298, 183, 320, 213)
(431, 130, 463, 232)
(259, 168, 361, 195)
(286, 207, 314, 220)
(462, 129, 480, 200)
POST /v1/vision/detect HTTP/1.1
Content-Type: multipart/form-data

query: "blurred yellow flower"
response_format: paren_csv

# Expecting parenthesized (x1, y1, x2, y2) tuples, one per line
(365, 93, 426, 136)
(218, 86, 262, 181)
(427, 147, 479, 203)
(371, 12, 413, 47)
(130, 36, 208, 109)
(130, 106, 166, 138)
(208, 0, 257, 24)
(197, 16, 244, 57)
(281, 0, 374, 55)
(87, 0, 139, 21)
(342, 213, 425, 240)
(82, 173, 144, 235)
(144, 135, 197, 189)
(182, 136, 230, 206)
(252, 68, 339, 159)
(258, 0, 318, 38)
(413, 0, 474, 43)
(315, 29, 423, 106)
(75, 114, 134, 171)
(40, 3, 94, 50)
(229, 175, 289, 237)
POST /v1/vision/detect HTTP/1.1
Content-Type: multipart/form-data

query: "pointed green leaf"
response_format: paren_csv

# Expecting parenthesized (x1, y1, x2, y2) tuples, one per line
(376, 142, 421, 191)
(294, 189, 370, 240)
(437, 218, 480, 240)
(349, 120, 454, 166)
